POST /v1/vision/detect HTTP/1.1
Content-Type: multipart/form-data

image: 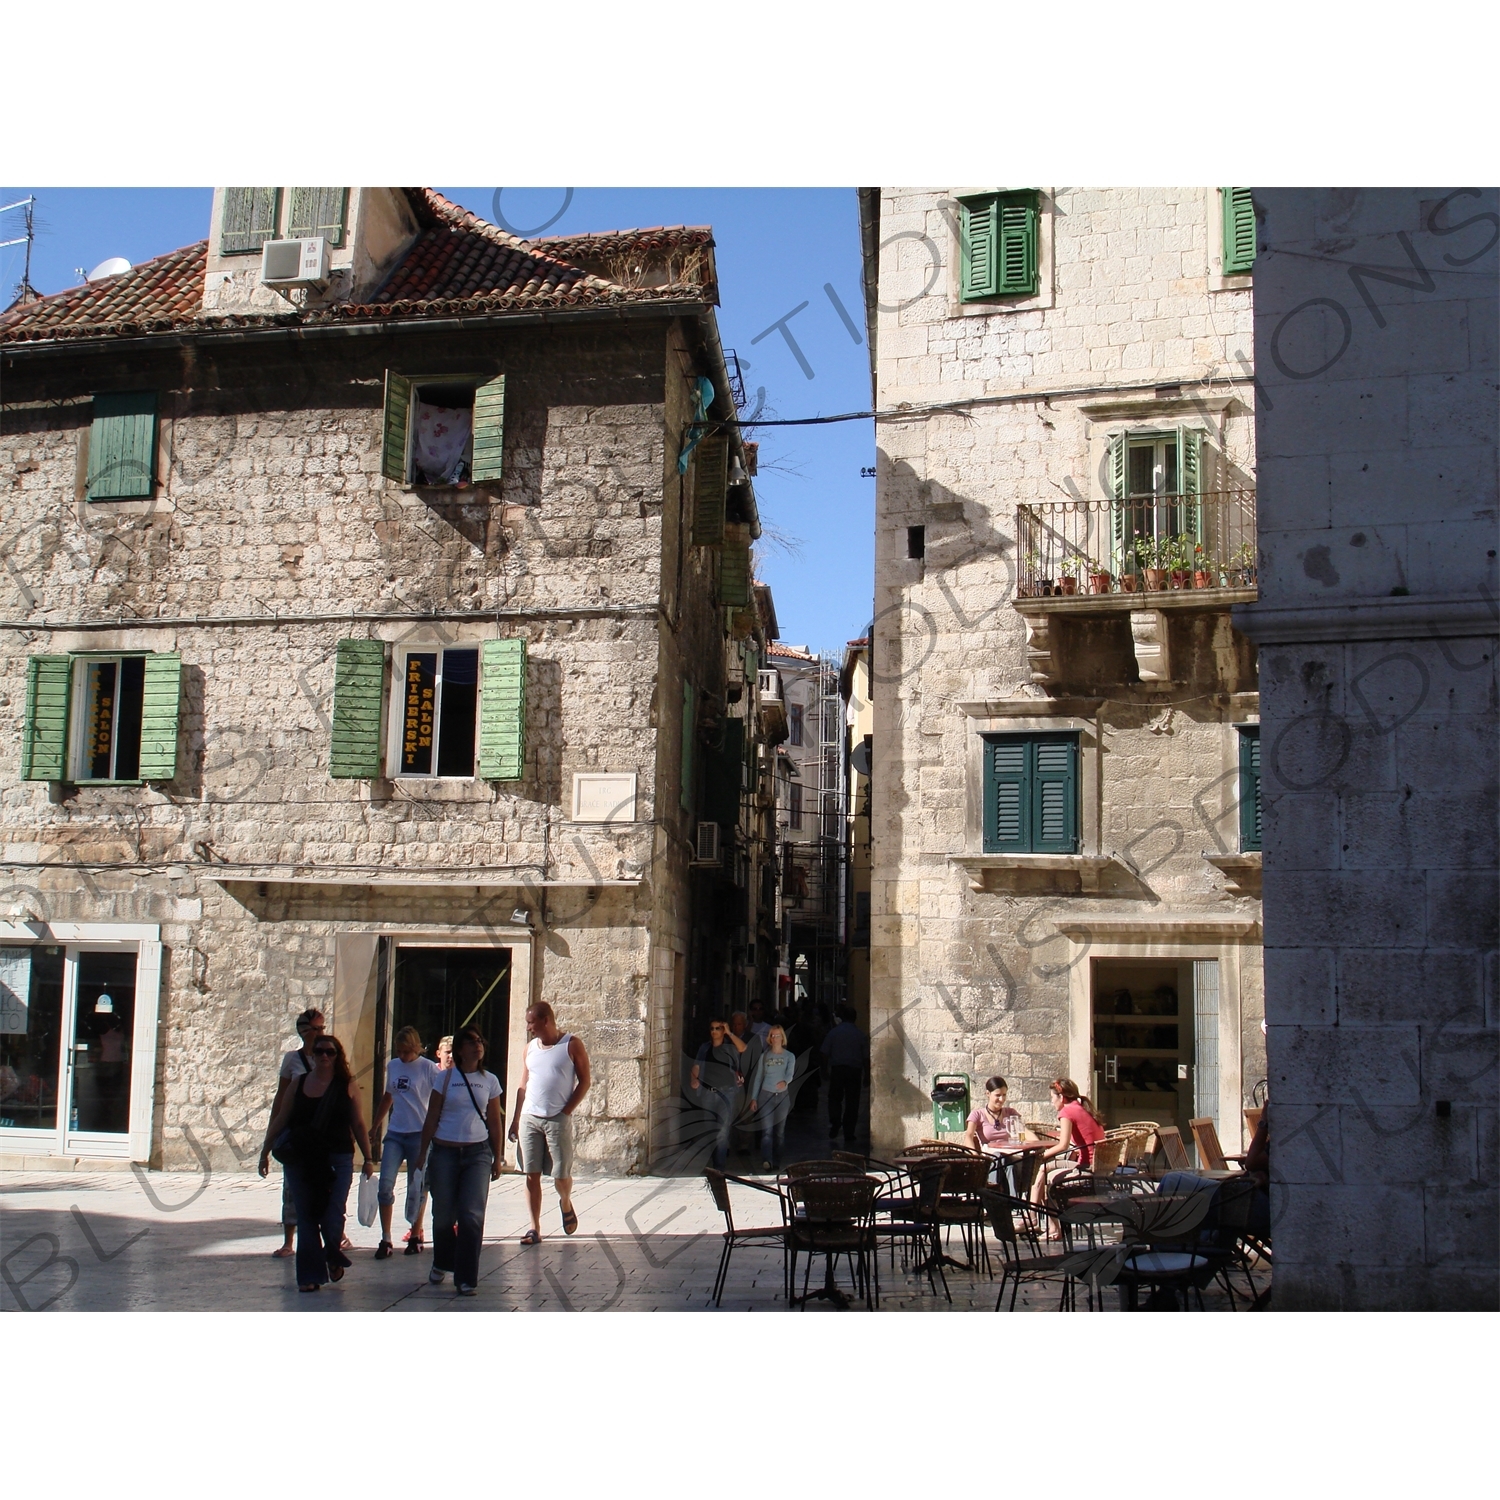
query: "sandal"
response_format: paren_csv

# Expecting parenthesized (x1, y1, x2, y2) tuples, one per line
(299, 1284, 321, 1293)
(272, 1244, 296, 1258)
(329, 1263, 345, 1283)
(374, 1240, 393, 1260)
(404, 1236, 425, 1256)
(561, 1206, 578, 1236)
(520, 1228, 541, 1246)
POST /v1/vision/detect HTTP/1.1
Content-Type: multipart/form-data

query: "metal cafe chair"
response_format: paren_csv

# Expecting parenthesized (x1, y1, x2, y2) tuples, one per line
(785, 1172, 881, 1310)
(979, 1188, 1078, 1311)
(703, 1169, 790, 1307)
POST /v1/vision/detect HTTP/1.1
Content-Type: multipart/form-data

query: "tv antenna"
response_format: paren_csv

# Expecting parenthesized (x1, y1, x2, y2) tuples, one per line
(1, 194, 38, 303)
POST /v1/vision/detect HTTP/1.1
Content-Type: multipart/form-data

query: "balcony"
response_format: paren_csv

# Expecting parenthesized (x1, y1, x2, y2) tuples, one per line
(1013, 491, 1257, 686)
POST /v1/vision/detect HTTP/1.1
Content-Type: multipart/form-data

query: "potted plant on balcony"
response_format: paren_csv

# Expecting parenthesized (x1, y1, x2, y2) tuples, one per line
(1087, 558, 1113, 594)
(1058, 555, 1084, 595)
(1118, 542, 1141, 593)
(1023, 548, 1051, 598)
(1141, 537, 1169, 593)
(1166, 535, 1193, 589)
(1233, 541, 1257, 587)
(1191, 541, 1214, 590)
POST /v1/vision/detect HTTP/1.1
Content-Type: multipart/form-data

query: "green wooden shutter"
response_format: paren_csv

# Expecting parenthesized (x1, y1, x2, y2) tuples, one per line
(381, 371, 412, 483)
(720, 527, 751, 608)
(960, 196, 1000, 301)
(137, 653, 182, 781)
(22, 655, 73, 781)
(708, 718, 744, 828)
(1177, 427, 1204, 543)
(997, 192, 1039, 296)
(1032, 735, 1078, 853)
(1238, 726, 1261, 851)
(87, 392, 157, 500)
(984, 737, 1029, 852)
(330, 639, 386, 779)
(470, 374, 506, 483)
(680, 680, 696, 811)
(286, 188, 347, 247)
(220, 188, 281, 255)
(691, 435, 727, 545)
(478, 638, 527, 781)
(1222, 188, 1256, 275)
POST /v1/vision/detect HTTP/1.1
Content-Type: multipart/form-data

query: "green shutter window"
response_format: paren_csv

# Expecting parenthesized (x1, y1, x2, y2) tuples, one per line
(691, 435, 727, 546)
(983, 732, 1078, 853)
(137, 653, 182, 781)
(470, 374, 506, 484)
(1177, 427, 1205, 544)
(708, 718, 745, 828)
(960, 196, 1000, 301)
(478, 638, 527, 781)
(330, 639, 386, 779)
(220, 188, 281, 256)
(381, 371, 412, 483)
(1221, 188, 1256, 275)
(960, 190, 1038, 302)
(22, 656, 73, 781)
(87, 392, 157, 500)
(286, 188, 348, 247)
(1238, 726, 1261, 852)
(680, 680, 696, 811)
(720, 525, 751, 608)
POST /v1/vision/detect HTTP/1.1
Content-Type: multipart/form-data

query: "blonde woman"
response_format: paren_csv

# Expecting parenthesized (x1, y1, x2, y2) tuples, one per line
(369, 1026, 439, 1259)
(748, 1024, 796, 1170)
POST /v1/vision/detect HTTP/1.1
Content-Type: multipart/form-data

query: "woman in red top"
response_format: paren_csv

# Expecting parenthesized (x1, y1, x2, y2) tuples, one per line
(1030, 1078, 1107, 1218)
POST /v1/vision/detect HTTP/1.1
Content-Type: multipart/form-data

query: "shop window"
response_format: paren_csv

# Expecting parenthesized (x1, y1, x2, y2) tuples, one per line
(381, 371, 505, 487)
(395, 647, 479, 777)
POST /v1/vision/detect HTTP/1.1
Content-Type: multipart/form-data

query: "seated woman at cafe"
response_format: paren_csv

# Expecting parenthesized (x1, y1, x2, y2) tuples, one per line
(964, 1076, 1025, 1152)
(1029, 1078, 1107, 1218)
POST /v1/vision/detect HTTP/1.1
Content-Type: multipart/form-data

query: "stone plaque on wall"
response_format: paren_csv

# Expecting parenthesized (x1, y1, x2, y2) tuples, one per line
(571, 772, 637, 824)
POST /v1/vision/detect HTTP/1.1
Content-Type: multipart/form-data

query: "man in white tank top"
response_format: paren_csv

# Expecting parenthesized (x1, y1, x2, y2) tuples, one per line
(507, 1001, 591, 1244)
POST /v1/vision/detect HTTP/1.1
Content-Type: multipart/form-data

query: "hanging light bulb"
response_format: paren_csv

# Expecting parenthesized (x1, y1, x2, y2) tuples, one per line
(727, 455, 748, 487)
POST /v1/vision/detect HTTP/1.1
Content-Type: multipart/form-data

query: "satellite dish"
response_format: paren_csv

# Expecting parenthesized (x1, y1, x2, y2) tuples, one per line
(86, 257, 132, 282)
(851, 737, 872, 777)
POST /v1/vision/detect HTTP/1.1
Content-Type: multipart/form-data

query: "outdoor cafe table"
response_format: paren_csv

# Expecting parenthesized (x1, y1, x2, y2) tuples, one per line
(980, 1140, 1049, 1196)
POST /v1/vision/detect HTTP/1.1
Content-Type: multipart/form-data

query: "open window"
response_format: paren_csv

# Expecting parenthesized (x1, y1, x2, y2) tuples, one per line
(381, 371, 505, 488)
(393, 647, 479, 778)
(1106, 427, 1206, 575)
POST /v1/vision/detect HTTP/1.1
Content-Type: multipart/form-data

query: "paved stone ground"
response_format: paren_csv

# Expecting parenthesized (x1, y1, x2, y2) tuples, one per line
(0, 1166, 1268, 1313)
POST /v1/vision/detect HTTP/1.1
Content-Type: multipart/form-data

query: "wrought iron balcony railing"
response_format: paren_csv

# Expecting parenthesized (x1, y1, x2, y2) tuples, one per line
(1016, 490, 1257, 599)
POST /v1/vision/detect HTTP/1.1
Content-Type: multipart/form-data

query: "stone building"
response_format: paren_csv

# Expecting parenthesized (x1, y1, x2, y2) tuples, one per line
(840, 637, 873, 1024)
(1240, 188, 1498, 1309)
(0, 187, 775, 1174)
(859, 187, 1266, 1149)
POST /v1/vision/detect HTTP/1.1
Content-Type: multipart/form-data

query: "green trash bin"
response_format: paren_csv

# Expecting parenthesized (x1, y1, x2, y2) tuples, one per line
(930, 1074, 971, 1136)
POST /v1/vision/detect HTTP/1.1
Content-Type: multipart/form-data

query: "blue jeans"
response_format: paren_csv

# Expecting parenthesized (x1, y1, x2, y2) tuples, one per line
(697, 1086, 741, 1168)
(377, 1129, 427, 1211)
(428, 1141, 492, 1289)
(286, 1152, 353, 1287)
(756, 1089, 791, 1166)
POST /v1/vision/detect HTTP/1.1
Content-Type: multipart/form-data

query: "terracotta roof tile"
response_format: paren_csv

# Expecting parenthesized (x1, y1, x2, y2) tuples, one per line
(0, 189, 716, 347)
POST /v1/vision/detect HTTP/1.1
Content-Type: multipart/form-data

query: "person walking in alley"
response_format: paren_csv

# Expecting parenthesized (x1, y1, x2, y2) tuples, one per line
(260, 1008, 324, 1259)
(417, 1026, 504, 1295)
(509, 1002, 591, 1245)
(748, 1023, 797, 1170)
(690, 1018, 748, 1168)
(821, 1005, 868, 1143)
(259, 1033, 374, 1293)
(369, 1025, 439, 1259)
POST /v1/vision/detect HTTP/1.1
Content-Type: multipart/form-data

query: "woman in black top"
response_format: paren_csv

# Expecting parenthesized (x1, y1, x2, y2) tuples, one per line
(260, 1034, 374, 1293)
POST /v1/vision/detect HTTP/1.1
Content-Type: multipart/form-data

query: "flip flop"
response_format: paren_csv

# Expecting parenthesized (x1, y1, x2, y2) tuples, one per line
(561, 1207, 578, 1236)
(272, 1244, 296, 1258)
(520, 1228, 541, 1246)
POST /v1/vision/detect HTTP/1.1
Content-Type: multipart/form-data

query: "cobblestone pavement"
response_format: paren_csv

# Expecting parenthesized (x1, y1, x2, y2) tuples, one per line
(0, 1168, 1266, 1313)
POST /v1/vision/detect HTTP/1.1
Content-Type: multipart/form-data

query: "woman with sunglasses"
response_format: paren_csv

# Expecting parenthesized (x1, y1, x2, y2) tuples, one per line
(416, 1026, 505, 1296)
(260, 1034, 374, 1293)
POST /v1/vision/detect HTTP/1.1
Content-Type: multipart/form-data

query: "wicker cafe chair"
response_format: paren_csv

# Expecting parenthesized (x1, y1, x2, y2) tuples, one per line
(1089, 1135, 1130, 1182)
(704, 1169, 790, 1307)
(979, 1188, 1077, 1311)
(1114, 1122, 1160, 1168)
(935, 1152, 993, 1276)
(788, 1173, 881, 1310)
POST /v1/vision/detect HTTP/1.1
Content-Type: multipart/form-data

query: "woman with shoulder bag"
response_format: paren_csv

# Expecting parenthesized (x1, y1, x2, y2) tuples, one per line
(259, 1033, 374, 1293)
(416, 1026, 505, 1296)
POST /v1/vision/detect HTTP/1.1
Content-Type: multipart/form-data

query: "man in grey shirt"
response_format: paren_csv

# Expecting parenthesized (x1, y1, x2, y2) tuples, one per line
(820, 1005, 868, 1143)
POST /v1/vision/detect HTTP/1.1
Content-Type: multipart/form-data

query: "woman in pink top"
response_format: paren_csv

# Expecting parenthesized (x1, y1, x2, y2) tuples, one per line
(1030, 1078, 1108, 1220)
(964, 1076, 1025, 1151)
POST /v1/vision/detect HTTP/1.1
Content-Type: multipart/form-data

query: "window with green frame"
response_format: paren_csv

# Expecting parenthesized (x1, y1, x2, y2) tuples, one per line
(1237, 725, 1261, 851)
(982, 732, 1078, 853)
(1221, 188, 1256, 275)
(959, 189, 1039, 302)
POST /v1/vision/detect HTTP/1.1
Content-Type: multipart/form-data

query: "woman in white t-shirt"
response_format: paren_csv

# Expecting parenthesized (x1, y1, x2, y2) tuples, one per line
(416, 1026, 505, 1296)
(369, 1026, 440, 1260)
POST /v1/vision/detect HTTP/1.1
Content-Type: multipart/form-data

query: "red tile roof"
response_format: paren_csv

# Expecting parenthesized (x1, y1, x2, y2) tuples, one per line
(0, 189, 716, 347)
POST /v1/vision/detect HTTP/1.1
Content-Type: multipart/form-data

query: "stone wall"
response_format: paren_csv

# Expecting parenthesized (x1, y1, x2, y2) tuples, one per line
(1244, 188, 1498, 1309)
(869, 188, 1264, 1148)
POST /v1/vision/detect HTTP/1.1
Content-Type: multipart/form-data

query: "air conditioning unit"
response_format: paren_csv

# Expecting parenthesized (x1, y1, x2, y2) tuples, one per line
(260, 236, 329, 288)
(694, 821, 722, 864)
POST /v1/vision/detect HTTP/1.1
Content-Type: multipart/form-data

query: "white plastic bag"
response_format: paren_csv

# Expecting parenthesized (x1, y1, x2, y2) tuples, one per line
(357, 1171, 379, 1229)
(405, 1165, 426, 1225)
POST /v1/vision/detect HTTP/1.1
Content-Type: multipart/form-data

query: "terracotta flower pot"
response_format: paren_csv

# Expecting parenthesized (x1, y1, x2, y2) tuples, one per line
(1170, 569, 1190, 589)
(1120, 574, 1138, 593)
(1193, 569, 1214, 589)
(1059, 576, 1078, 595)
(1089, 571, 1113, 594)
(1144, 568, 1168, 591)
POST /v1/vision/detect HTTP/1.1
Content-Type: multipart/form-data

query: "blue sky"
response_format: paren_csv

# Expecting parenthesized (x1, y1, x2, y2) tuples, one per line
(0, 187, 874, 655)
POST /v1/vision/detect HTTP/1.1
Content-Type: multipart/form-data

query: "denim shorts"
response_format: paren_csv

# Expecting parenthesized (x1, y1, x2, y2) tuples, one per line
(377, 1129, 425, 1207)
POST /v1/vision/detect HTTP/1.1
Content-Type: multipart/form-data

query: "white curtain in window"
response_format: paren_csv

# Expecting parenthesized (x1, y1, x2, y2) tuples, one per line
(413, 402, 472, 484)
